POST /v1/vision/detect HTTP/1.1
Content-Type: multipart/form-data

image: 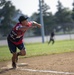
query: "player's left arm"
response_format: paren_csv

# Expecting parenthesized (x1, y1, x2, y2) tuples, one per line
(32, 21, 41, 28)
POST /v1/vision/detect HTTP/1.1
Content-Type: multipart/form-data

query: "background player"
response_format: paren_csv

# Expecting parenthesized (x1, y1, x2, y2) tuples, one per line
(48, 31, 55, 44)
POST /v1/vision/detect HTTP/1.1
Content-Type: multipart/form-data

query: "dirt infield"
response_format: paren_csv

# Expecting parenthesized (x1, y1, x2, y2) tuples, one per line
(0, 52, 74, 75)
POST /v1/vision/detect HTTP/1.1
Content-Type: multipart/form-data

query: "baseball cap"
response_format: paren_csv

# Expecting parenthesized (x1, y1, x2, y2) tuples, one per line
(18, 15, 28, 23)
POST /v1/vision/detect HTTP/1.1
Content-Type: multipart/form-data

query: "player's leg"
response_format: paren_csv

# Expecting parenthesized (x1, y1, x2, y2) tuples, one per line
(48, 40, 51, 44)
(12, 53, 17, 68)
(48, 38, 52, 44)
(7, 39, 17, 68)
(16, 43, 26, 62)
(52, 39, 55, 44)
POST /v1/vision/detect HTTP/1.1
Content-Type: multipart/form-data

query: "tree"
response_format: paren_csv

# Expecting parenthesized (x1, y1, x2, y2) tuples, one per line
(55, 0, 73, 33)
(0, 0, 6, 7)
(72, 1, 74, 20)
(31, 0, 74, 36)
(41, 0, 50, 16)
(0, 0, 6, 17)
(0, 0, 16, 36)
(31, 0, 51, 36)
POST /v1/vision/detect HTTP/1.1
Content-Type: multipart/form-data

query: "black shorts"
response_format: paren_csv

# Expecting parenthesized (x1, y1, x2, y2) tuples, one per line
(7, 39, 25, 53)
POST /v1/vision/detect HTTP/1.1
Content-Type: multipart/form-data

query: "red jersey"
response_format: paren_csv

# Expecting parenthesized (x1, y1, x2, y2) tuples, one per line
(8, 22, 32, 45)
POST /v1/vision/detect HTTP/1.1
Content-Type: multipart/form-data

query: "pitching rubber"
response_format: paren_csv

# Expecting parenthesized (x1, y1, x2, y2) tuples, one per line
(17, 63, 28, 67)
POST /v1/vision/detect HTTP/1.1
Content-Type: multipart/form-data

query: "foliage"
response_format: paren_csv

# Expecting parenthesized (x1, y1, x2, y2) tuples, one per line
(55, 1, 73, 33)
(0, 0, 74, 37)
(31, 0, 74, 36)
(0, 0, 18, 36)
(72, 2, 74, 20)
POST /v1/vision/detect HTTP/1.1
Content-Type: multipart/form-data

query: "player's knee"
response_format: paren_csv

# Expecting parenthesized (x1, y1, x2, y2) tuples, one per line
(21, 52, 26, 56)
(21, 50, 26, 56)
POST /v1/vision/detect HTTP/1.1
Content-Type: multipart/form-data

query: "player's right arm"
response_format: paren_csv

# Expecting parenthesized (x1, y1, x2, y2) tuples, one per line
(16, 25, 29, 31)
(32, 21, 41, 28)
(18, 26, 29, 31)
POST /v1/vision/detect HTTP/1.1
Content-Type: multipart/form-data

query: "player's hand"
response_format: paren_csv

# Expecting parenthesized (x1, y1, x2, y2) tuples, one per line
(37, 24, 41, 28)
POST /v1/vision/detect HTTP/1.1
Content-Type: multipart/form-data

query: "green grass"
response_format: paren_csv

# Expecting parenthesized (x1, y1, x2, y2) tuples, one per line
(0, 40, 74, 61)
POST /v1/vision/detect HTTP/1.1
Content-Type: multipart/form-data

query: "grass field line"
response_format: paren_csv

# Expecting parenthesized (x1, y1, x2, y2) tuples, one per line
(18, 68, 74, 75)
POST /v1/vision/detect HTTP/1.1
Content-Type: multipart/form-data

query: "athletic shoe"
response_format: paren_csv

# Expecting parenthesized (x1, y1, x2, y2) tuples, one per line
(12, 62, 16, 69)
